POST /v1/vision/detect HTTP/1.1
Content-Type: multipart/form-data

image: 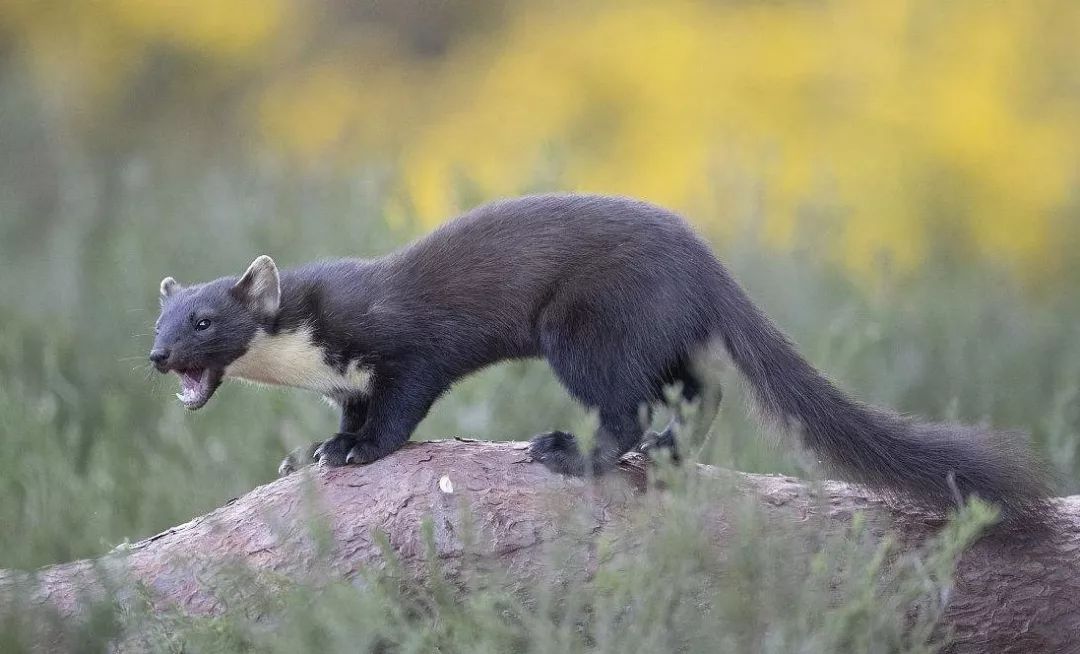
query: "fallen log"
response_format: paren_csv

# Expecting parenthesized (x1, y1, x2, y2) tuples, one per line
(2, 439, 1078, 653)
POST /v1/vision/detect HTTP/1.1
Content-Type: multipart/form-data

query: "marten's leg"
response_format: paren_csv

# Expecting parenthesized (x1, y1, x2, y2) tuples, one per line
(531, 407, 648, 476)
(530, 303, 659, 474)
(278, 394, 369, 475)
(639, 361, 709, 463)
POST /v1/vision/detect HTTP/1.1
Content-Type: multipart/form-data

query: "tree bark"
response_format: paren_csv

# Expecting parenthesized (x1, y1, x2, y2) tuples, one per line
(2, 439, 1078, 653)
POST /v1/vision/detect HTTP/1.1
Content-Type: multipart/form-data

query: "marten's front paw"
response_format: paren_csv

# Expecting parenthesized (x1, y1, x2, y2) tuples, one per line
(529, 431, 586, 476)
(344, 440, 382, 465)
(313, 433, 357, 467)
(278, 440, 323, 476)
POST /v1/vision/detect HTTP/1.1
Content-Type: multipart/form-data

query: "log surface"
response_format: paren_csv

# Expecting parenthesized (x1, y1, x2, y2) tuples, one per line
(2, 440, 1078, 653)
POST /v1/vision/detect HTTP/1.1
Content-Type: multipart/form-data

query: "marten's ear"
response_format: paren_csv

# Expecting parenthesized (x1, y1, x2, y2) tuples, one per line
(159, 277, 181, 304)
(232, 255, 280, 316)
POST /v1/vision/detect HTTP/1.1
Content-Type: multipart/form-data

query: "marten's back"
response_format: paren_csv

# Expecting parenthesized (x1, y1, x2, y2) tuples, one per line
(384, 193, 727, 318)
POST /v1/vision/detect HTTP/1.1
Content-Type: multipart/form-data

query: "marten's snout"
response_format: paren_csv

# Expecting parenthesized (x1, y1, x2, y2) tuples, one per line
(149, 348, 171, 372)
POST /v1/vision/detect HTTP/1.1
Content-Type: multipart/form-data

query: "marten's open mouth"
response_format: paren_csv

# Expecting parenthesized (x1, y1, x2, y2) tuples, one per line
(174, 367, 223, 410)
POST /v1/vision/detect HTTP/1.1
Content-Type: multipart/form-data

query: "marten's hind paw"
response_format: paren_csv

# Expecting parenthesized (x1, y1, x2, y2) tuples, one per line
(638, 425, 681, 464)
(530, 431, 586, 476)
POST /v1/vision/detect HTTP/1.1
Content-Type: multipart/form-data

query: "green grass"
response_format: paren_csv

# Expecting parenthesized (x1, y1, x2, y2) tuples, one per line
(1, 89, 1079, 651)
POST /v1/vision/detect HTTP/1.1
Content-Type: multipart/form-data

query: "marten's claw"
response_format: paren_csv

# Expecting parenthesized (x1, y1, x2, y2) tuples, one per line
(312, 433, 356, 467)
(344, 439, 383, 465)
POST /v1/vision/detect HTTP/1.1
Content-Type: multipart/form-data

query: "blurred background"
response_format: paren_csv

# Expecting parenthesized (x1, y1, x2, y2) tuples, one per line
(1, 0, 1079, 578)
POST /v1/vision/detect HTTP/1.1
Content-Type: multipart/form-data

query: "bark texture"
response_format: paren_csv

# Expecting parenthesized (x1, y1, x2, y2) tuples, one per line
(2, 439, 1078, 653)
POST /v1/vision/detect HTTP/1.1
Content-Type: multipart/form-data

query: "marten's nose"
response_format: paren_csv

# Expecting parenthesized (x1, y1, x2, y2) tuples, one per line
(149, 348, 170, 370)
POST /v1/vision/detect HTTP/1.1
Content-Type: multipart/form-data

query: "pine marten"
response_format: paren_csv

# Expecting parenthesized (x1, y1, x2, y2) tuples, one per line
(149, 193, 1049, 522)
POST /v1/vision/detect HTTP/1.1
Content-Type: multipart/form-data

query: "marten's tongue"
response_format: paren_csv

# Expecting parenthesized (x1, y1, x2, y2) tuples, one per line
(175, 368, 211, 409)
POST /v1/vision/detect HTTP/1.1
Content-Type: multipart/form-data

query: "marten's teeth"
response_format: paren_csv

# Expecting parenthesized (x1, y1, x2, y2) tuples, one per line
(174, 369, 210, 407)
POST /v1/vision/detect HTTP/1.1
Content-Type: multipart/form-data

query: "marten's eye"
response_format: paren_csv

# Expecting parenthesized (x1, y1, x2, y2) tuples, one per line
(194, 318, 212, 331)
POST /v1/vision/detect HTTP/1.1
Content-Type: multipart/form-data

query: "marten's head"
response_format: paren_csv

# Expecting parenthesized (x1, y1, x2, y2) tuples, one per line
(150, 255, 279, 410)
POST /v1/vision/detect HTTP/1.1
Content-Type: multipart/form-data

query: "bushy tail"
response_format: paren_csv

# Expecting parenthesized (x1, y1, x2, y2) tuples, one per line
(714, 277, 1051, 525)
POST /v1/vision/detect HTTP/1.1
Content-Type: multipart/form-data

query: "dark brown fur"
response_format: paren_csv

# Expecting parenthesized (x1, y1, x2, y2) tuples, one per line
(152, 193, 1051, 524)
